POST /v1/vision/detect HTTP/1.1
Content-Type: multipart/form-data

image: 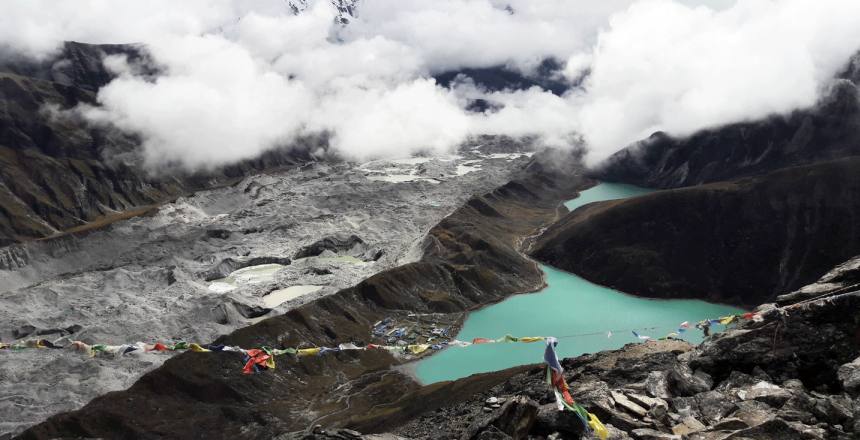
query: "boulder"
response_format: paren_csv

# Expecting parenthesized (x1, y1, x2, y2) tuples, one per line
(710, 417, 749, 431)
(631, 428, 681, 440)
(692, 391, 735, 424)
(571, 380, 615, 411)
(645, 371, 672, 399)
(724, 418, 822, 440)
(670, 416, 706, 436)
(742, 382, 793, 407)
(612, 391, 649, 418)
(474, 426, 512, 440)
(811, 395, 853, 425)
(533, 404, 586, 437)
(730, 400, 776, 428)
(777, 395, 817, 425)
(715, 371, 758, 395)
(627, 393, 667, 411)
(605, 424, 635, 440)
(668, 364, 712, 397)
(838, 357, 860, 395)
(462, 396, 538, 440)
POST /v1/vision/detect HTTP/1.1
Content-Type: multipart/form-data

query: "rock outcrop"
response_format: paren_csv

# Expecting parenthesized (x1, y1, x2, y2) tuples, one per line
(531, 158, 860, 306)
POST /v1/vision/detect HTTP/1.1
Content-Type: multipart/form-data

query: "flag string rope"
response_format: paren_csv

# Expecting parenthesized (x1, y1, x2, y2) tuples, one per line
(0, 312, 763, 369)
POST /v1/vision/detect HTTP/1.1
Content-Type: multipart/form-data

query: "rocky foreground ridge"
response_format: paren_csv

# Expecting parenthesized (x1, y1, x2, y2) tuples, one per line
(299, 256, 860, 440)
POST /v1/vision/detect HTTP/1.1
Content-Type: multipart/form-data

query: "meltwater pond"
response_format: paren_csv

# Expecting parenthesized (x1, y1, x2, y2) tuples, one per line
(414, 183, 745, 384)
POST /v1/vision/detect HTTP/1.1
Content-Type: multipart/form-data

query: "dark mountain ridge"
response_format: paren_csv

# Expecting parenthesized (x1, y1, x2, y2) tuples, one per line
(595, 54, 860, 188)
(532, 157, 860, 307)
(0, 42, 316, 246)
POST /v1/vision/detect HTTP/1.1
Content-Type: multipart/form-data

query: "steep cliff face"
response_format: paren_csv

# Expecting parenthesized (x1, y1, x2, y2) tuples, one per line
(595, 57, 860, 189)
(531, 158, 860, 307)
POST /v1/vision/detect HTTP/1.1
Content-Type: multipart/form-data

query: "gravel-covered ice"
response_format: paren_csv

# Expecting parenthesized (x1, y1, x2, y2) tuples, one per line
(0, 143, 534, 436)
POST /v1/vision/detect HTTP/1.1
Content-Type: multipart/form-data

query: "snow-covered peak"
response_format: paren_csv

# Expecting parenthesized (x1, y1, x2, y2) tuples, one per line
(288, 0, 359, 24)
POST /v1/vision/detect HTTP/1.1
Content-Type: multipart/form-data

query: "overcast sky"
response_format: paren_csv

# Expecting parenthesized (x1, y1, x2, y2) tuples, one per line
(2, 0, 859, 169)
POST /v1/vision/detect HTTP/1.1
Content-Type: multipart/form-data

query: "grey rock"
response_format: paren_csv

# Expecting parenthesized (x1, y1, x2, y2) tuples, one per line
(647, 401, 670, 425)
(693, 391, 736, 424)
(782, 379, 807, 393)
(730, 400, 776, 428)
(612, 390, 649, 417)
(605, 424, 635, 440)
(742, 382, 793, 407)
(628, 393, 666, 410)
(668, 364, 712, 397)
(715, 371, 758, 394)
(811, 395, 853, 424)
(710, 417, 749, 431)
(671, 397, 697, 419)
(572, 380, 615, 411)
(533, 403, 586, 437)
(474, 426, 512, 440)
(724, 418, 822, 440)
(294, 234, 366, 260)
(646, 371, 672, 399)
(777, 395, 817, 425)
(631, 428, 681, 439)
(670, 416, 706, 436)
(463, 396, 538, 440)
(838, 357, 860, 395)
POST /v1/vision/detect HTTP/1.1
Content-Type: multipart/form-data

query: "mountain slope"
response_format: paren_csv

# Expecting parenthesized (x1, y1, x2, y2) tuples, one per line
(16, 153, 587, 439)
(595, 55, 860, 188)
(0, 42, 315, 246)
(532, 157, 860, 307)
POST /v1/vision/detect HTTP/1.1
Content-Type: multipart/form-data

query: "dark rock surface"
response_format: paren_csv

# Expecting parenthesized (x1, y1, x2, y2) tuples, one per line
(594, 55, 860, 189)
(16, 152, 588, 439)
(294, 234, 368, 260)
(531, 158, 860, 306)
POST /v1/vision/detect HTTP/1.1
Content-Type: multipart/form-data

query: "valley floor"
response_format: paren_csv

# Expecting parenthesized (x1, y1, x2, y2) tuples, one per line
(0, 144, 533, 436)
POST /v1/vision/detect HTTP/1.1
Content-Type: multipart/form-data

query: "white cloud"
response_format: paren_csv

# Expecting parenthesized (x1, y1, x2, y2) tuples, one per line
(2, 0, 859, 169)
(573, 0, 860, 164)
(80, 34, 314, 170)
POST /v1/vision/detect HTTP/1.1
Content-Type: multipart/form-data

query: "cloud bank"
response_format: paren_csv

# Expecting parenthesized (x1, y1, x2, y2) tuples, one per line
(2, 0, 860, 169)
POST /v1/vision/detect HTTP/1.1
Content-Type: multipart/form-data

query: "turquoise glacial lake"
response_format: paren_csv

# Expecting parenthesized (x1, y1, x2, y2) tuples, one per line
(414, 183, 745, 384)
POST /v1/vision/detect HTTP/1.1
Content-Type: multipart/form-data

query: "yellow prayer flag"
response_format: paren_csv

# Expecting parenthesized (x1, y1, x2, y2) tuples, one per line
(298, 347, 321, 356)
(189, 343, 210, 352)
(518, 337, 545, 343)
(407, 344, 430, 355)
(588, 413, 608, 440)
(719, 315, 735, 325)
